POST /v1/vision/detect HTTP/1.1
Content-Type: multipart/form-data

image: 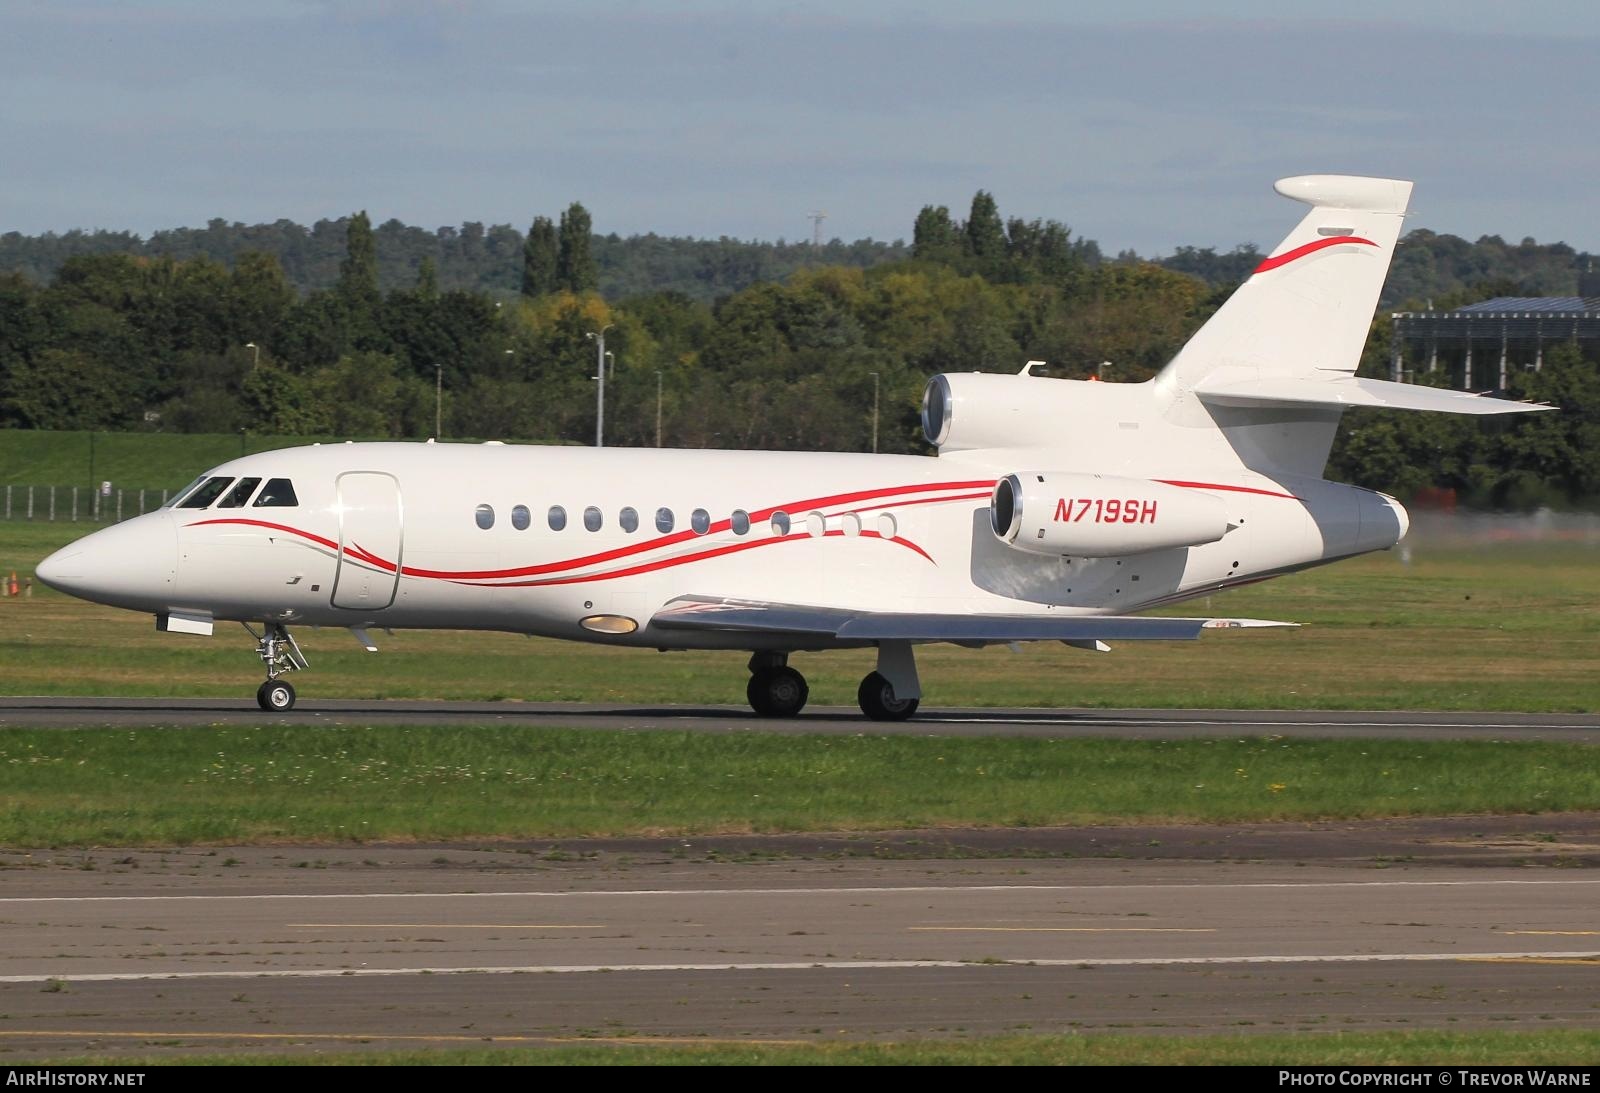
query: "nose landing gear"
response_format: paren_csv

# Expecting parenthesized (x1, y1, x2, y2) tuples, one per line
(245, 622, 308, 711)
(257, 677, 296, 712)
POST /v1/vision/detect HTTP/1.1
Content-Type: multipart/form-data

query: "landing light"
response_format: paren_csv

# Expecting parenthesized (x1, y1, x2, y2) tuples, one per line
(580, 614, 638, 635)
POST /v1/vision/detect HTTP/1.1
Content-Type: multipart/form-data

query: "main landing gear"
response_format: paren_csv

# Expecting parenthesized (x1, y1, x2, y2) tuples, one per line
(858, 671, 919, 722)
(747, 652, 809, 718)
(744, 643, 923, 722)
(245, 622, 308, 711)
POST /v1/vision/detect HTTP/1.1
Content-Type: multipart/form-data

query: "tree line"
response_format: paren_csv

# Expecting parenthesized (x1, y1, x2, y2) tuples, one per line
(0, 216, 907, 304)
(1, 194, 1597, 508)
(4, 200, 1591, 308)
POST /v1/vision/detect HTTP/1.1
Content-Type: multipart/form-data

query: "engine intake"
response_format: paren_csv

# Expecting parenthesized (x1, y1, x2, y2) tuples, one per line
(992, 472, 1231, 557)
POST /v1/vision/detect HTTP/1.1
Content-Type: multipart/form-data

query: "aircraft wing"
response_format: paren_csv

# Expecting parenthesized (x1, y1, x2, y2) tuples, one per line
(651, 595, 1295, 644)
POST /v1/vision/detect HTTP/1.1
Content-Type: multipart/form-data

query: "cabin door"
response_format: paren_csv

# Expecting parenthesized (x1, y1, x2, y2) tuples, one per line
(331, 471, 403, 611)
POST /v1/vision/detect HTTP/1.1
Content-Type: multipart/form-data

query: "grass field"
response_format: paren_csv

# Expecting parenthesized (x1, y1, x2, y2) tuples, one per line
(0, 429, 354, 495)
(3, 522, 1598, 711)
(0, 429, 558, 499)
(28, 1029, 1600, 1066)
(2, 726, 1596, 844)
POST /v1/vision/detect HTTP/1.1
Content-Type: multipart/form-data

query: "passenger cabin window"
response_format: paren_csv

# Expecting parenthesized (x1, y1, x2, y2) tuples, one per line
(770, 510, 791, 536)
(252, 479, 299, 508)
(475, 504, 495, 530)
(731, 509, 751, 535)
(619, 507, 639, 533)
(179, 476, 235, 509)
(511, 505, 531, 531)
(583, 506, 603, 532)
(548, 505, 567, 531)
(656, 507, 675, 534)
(691, 508, 711, 535)
(216, 477, 262, 508)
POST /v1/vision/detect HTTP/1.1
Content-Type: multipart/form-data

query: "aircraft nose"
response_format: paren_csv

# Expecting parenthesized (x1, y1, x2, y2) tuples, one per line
(34, 546, 82, 588)
(35, 515, 177, 609)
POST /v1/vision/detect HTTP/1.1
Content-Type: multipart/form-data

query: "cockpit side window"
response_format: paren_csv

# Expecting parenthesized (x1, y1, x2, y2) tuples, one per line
(216, 477, 263, 508)
(178, 476, 236, 509)
(252, 479, 299, 508)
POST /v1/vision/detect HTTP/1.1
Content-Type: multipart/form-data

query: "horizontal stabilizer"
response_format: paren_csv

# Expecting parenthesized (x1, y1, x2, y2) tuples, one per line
(1195, 375, 1551, 416)
(653, 596, 1296, 644)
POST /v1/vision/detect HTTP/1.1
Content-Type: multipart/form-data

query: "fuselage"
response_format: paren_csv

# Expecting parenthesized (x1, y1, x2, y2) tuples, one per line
(37, 440, 1407, 651)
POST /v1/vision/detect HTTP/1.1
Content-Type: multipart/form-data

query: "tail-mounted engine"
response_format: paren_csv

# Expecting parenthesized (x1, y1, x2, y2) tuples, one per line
(922, 366, 1153, 454)
(991, 472, 1232, 557)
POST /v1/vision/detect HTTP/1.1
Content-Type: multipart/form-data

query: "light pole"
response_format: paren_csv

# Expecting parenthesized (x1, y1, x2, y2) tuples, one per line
(868, 371, 880, 454)
(586, 325, 613, 447)
(245, 342, 259, 370)
(654, 370, 663, 448)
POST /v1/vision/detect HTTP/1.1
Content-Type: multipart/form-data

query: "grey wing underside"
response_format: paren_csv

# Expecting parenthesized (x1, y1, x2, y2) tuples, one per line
(651, 595, 1296, 646)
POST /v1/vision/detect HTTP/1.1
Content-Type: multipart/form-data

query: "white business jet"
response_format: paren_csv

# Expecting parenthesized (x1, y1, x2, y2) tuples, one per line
(37, 176, 1544, 718)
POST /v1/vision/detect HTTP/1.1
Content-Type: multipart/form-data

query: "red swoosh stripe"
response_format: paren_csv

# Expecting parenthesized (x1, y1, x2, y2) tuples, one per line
(442, 496, 992, 587)
(184, 480, 994, 586)
(1253, 235, 1377, 274)
(402, 482, 991, 581)
(477, 530, 932, 588)
(1155, 479, 1300, 501)
(188, 517, 341, 552)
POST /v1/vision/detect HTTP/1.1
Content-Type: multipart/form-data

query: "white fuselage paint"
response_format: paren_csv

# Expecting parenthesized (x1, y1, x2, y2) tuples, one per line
(41, 433, 1406, 652)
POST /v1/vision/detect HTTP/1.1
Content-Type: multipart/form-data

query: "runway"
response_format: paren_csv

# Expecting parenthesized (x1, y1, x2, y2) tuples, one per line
(4, 696, 1600, 740)
(3, 818, 1600, 1060)
(4, 700, 1599, 1060)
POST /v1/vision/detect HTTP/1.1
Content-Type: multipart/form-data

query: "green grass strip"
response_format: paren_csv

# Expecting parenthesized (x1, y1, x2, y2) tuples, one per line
(3, 727, 1597, 846)
(7, 525, 1600, 712)
(22, 1029, 1600, 1066)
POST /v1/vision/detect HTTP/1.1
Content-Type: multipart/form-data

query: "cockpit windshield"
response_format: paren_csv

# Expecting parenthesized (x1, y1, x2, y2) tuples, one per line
(216, 477, 263, 508)
(163, 475, 209, 509)
(177, 476, 236, 509)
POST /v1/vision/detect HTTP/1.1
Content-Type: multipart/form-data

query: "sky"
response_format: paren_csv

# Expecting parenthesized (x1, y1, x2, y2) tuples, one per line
(4, 1, 1598, 256)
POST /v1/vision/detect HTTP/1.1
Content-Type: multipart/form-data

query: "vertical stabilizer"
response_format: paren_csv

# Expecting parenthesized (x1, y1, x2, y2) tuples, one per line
(1154, 175, 1412, 474)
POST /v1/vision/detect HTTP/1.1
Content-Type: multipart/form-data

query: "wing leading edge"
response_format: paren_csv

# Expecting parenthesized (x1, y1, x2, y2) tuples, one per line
(651, 596, 1296, 645)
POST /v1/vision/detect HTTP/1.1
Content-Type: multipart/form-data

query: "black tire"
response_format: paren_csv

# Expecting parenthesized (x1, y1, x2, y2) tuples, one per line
(747, 665, 808, 718)
(257, 679, 296, 712)
(857, 671, 919, 721)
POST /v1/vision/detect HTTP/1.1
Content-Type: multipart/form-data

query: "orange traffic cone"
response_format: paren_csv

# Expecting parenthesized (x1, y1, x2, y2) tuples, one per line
(6, 571, 17, 597)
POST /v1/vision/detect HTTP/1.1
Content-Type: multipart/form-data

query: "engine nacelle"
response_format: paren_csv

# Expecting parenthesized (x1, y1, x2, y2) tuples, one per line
(922, 368, 1149, 453)
(991, 472, 1231, 557)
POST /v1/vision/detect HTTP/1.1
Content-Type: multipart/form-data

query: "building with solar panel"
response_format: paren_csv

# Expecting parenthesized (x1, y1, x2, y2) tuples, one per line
(1389, 265, 1600, 389)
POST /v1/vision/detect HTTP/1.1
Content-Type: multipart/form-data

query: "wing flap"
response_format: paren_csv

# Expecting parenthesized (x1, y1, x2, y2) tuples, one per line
(652, 596, 1295, 644)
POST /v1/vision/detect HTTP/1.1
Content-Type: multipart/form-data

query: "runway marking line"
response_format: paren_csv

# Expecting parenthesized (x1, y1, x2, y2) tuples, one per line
(5, 878, 1599, 903)
(5, 950, 1600, 983)
(1499, 930, 1600, 936)
(1462, 957, 1600, 967)
(0, 1030, 809, 1047)
(290, 924, 606, 929)
(909, 927, 1215, 933)
(928, 718, 1600, 731)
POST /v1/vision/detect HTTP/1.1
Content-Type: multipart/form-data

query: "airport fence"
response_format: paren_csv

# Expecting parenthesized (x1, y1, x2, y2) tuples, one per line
(1, 485, 176, 524)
